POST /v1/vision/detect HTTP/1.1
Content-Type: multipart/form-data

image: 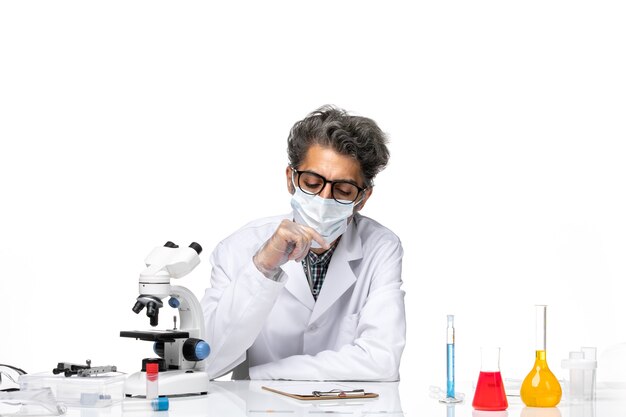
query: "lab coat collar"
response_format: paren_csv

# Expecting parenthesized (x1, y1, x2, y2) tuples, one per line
(282, 214, 364, 319)
(282, 260, 315, 311)
(312, 214, 363, 324)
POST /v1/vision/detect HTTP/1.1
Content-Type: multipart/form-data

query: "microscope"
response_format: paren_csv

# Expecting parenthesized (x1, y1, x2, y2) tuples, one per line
(120, 241, 210, 397)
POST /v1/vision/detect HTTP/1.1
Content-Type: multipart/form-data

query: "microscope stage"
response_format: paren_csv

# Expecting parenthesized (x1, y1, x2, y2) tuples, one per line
(120, 330, 190, 342)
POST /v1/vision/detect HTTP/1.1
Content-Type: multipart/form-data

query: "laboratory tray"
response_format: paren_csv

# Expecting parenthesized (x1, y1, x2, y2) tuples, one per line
(19, 372, 126, 408)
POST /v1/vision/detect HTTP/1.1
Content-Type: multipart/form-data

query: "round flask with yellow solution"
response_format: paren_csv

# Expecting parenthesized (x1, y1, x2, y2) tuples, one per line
(520, 304, 562, 407)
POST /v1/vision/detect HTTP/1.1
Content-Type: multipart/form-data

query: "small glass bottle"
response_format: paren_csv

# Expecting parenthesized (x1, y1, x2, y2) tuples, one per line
(146, 362, 159, 399)
(472, 347, 508, 411)
(520, 305, 562, 407)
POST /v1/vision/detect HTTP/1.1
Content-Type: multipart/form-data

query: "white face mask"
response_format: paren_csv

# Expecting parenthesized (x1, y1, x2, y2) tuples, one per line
(290, 186, 356, 249)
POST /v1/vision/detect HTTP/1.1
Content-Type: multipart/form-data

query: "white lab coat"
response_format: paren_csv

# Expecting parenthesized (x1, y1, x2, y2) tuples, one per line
(201, 212, 406, 381)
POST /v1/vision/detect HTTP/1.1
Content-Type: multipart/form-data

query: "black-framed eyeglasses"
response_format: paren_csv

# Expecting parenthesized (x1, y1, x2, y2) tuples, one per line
(291, 167, 367, 205)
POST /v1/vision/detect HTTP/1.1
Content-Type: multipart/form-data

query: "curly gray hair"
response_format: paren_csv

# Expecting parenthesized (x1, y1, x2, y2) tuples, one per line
(287, 105, 390, 188)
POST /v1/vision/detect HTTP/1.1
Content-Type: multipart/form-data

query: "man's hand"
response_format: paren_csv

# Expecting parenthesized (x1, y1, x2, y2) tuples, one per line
(253, 219, 329, 278)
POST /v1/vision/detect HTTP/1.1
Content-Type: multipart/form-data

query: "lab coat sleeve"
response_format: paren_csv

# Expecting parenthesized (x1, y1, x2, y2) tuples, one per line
(249, 238, 405, 381)
(201, 240, 287, 379)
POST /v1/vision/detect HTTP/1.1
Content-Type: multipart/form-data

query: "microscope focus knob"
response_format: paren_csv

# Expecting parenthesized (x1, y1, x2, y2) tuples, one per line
(183, 338, 210, 361)
(153, 341, 165, 358)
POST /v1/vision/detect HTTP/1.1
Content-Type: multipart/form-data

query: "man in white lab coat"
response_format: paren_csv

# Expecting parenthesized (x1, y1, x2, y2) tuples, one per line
(201, 106, 405, 381)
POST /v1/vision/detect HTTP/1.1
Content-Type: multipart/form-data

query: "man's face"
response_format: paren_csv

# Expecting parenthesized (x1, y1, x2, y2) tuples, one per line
(285, 143, 372, 211)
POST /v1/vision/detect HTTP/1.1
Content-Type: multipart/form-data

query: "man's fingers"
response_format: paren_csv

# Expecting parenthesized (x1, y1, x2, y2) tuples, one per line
(284, 241, 296, 257)
(261, 220, 329, 268)
(288, 235, 309, 262)
(294, 240, 313, 263)
(311, 234, 329, 251)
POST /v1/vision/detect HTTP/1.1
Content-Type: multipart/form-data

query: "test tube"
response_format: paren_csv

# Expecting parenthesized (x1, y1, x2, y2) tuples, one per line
(440, 315, 462, 403)
(446, 315, 455, 399)
(146, 363, 159, 399)
(123, 397, 169, 412)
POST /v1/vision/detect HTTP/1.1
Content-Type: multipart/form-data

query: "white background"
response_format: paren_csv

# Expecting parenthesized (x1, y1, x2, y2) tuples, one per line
(1, 1, 625, 388)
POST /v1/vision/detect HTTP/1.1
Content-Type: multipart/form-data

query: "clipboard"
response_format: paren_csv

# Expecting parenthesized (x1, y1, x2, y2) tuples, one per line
(261, 385, 379, 400)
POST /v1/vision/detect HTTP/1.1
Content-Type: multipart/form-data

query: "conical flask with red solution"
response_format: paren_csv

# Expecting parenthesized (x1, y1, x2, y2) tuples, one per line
(472, 347, 508, 411)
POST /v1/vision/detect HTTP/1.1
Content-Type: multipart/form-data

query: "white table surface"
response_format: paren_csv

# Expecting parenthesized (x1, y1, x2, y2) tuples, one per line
(41, 379, 626, 417)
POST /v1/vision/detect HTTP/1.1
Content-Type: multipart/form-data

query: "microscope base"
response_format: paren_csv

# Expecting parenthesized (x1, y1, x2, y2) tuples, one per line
(124, 369, 209, 398)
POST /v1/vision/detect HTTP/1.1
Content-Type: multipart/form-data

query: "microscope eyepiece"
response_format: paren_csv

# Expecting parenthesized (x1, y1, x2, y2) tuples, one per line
(189, 242, 202, 255)
(164, 241, 179, 248)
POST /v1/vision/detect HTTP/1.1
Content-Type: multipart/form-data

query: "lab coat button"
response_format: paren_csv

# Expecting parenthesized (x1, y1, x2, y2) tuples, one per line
(308, 324, 318, 332)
